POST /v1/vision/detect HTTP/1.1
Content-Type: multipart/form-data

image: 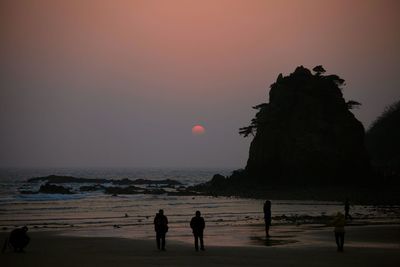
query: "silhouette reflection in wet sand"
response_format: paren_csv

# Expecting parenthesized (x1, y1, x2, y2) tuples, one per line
(250, 236, 298, 246)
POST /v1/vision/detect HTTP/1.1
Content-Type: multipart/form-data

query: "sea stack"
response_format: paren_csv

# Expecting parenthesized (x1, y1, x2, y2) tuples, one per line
(241, 66, 371, 185)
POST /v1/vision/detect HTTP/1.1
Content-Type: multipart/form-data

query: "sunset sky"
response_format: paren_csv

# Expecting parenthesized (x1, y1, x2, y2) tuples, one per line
(1, 0, 399, 168)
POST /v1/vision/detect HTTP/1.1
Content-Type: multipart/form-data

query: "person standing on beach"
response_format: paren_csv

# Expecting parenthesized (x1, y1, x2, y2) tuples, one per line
(154, 209, 168, 251)
(344, 198, 352, 220)
(332, 212, 346, 252)
(190, 210, 205, 251)
(263, 200, 272, 238)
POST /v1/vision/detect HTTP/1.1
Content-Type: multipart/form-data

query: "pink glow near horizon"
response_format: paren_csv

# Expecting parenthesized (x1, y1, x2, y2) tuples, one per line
(0, 0, 399, 167)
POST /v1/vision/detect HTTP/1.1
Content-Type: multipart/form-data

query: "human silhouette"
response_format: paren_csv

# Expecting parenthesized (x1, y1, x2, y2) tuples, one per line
(344, 198, 352, 220)
(332, 212, 345, 251)
(2, 226, 30, 253)
(190, 210, 205, 251)
(154, 209, 168, 251)
(263, 200, 272, 238)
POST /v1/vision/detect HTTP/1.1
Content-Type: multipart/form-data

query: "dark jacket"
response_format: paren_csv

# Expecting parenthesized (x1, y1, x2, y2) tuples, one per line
(190, 216, 205, 234)
(9, 228, 30, 249)
(263, 206, 271, 225)
(154, 214, 168, 233)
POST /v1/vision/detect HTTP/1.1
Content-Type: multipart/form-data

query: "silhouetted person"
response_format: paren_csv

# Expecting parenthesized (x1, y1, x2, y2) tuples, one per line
(263, 200, 272, 238)
(2, 226, 30, 253)
(344, 198, 352, 220)
(332, 212, 345, 252)
(190, 210, 205, 251)
(154, 209, 168, 251)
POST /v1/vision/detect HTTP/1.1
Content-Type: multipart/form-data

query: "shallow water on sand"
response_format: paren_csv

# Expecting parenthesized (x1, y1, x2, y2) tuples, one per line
(1, 167, 400, 247)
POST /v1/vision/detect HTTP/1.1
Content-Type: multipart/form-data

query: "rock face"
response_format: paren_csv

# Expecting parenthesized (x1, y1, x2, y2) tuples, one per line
(241, 66, 370, 185)
(365, 100, 400, 177)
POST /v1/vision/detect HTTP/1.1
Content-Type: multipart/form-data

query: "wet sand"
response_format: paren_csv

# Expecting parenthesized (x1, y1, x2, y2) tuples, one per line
(1, 225, 399, 267)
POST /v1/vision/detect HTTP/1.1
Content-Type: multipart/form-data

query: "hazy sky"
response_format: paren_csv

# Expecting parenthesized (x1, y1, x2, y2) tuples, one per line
(1, 0, 399, 168)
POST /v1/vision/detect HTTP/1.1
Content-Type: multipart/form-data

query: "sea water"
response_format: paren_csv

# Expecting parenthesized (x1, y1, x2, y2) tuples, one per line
(1, 167, 399, 246)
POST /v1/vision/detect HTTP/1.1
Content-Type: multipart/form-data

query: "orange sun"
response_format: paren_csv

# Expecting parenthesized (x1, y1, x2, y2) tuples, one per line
(192, 125, 205, 135)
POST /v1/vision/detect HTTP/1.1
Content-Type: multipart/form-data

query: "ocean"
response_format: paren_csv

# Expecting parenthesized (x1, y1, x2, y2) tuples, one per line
(1, 167, 399, 246)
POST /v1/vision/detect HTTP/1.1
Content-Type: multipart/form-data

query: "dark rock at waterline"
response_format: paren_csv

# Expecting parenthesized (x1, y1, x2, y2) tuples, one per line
(27, 175, 182, 187)
(39, 183, 74, 194)
(189, 174, 227, 191)
(79, 185, 105, 192)
(28, 175, 109, 184)
(111, 178, 135, 185)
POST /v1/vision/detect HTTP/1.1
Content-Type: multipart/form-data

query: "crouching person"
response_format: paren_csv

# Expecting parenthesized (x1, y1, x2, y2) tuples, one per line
(2, 226, 30, 253)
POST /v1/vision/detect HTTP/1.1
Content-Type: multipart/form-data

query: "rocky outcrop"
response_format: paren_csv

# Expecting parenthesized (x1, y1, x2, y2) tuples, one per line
(79, 185, 105, 192)
(39, 183, 74, 194)
(241, 66, 371, 185)
(366, 100, 400, 179)
(27, 175, 182, 186)
(28, 175, 108, 184)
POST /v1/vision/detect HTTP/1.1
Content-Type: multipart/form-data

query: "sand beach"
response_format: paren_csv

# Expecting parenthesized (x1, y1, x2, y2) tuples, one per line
(1, 224, 399, 267)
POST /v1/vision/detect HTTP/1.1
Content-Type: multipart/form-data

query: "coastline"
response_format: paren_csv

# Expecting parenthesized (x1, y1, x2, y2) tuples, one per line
(1, 224, 399, 267)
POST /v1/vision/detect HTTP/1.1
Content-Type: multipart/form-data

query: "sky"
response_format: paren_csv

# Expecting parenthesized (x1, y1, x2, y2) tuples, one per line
(1, 0, 399, 168)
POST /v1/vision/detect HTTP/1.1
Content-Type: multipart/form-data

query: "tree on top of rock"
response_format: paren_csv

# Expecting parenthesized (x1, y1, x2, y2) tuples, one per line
(239, 65, 370, 185)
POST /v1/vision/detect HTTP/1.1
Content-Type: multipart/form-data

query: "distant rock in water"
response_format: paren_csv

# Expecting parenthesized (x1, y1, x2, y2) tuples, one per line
(39, 183, 74, 194)
(27, 175, 182, 186)
(23, 175, 183, 195)
(240, 66, 371, 185)
(28, 175, 108, 184)
(366, 100, 400, 178)
(79, 185, 105, 192)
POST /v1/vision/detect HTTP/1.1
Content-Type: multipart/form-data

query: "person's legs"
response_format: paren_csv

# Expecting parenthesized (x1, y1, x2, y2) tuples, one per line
(340, 233, 345, 251)
(335, 232, 340, 250)
(156, 233, 161, 250)
(194, 234, 199, 251)
(161, 233, 166, 250)
(265, 223, 270, 238)
(199, 232, 204, 250)
(18, 237, 29, 252)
